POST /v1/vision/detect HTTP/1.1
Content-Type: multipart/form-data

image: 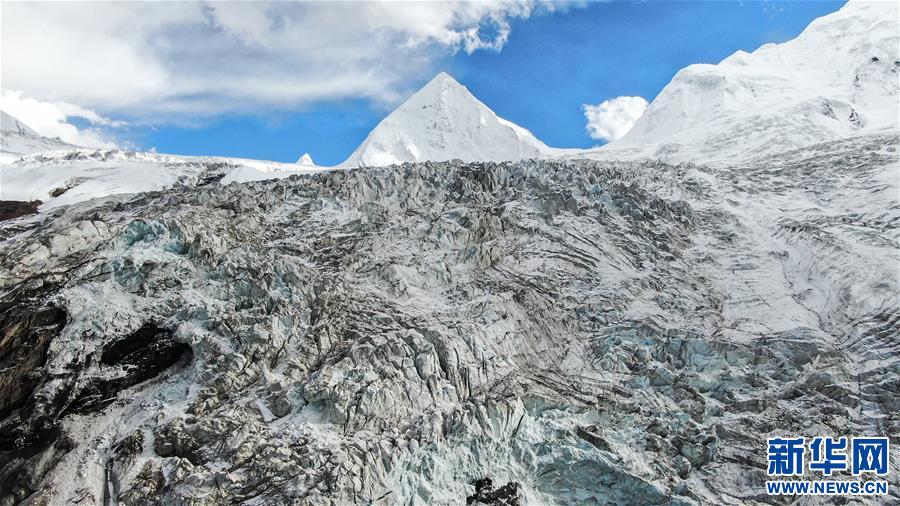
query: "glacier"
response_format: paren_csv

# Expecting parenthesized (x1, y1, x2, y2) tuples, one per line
(1, 133, 897, 504)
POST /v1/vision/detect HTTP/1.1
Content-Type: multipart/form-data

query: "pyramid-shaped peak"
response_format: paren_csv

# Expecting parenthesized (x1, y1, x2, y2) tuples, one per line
(342, 72, 551, 167)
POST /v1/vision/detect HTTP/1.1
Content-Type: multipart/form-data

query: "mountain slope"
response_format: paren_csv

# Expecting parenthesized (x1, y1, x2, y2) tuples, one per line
(601, 0, 899, 164)
(343, 73, 553, 167)
(0, 111, 76, 163)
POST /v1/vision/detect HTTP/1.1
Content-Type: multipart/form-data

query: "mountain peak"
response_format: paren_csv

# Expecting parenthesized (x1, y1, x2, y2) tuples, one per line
(431, 71, 456, 84)
(425, 71, 468, 91)
(607, 0, 898, 164)
(342, 72, 550, 167)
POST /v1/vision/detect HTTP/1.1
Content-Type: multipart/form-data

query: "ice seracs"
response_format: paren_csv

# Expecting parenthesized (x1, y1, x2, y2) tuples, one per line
(342, 72, 553, 167)
(602, 0, 899, 165)
(3, 135, 897, 503)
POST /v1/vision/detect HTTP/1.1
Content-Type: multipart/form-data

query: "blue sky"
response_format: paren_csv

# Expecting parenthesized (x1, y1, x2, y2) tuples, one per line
(3, 1, 845, 165)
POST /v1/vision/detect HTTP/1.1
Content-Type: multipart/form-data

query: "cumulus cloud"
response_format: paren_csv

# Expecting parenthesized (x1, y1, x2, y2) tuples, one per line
(0, 90, 120, 148)
(1, 1, 569, 122)
(583, 96, 649, 142)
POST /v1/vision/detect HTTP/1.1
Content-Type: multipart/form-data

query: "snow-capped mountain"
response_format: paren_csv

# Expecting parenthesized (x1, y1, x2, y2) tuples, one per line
(343, 0, 897, 169)
(0, 110, 38, 136)
(1, 3, 899, 505)
(2, 1, 897, 212)
(343, 72, 553, 167)
(0, 111, 76, 163)
(602, 0, 899, 164)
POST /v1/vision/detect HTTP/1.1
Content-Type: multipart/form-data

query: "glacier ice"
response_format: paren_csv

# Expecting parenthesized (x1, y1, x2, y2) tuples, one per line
(0, 133, 897, 504)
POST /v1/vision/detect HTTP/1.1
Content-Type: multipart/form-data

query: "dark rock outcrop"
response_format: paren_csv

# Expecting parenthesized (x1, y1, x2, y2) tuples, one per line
(0, 200, 40, 221)
(0, 280, 67, 505)
(66, 325, 192, 415)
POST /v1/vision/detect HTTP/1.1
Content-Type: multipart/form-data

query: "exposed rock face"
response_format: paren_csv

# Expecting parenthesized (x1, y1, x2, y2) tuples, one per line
(0, 286, 191, 504)
(0, 200, 41, 221)
(0, 280, 67, 428)
(68, 325, 192, 416)
(0, 134, 897, 504)
(0, 279, 68, 505)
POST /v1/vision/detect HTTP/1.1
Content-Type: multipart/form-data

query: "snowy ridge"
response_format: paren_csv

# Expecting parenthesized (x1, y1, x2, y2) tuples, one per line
(342, 72, 553, 167)
(601, 0, 900, 164)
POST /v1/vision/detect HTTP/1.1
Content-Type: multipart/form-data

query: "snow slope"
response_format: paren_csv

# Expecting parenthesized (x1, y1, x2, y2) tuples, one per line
(343, 72, 553, 167)
(0, 112, 326, 209)
(600, 0, 900, 165)
(0, 111, 76, 164)
(0, 149, 323, 210)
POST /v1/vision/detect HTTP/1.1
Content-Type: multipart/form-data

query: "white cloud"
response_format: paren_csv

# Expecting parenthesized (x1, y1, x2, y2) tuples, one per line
(583, 96, 649, 142)
(1, 1, 569, 122)
(0, 90, 120, 148)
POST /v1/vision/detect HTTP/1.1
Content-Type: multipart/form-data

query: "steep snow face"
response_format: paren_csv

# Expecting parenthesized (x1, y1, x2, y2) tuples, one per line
(0, 111, 76, 163)
(296, 152, 315, 166)
(343, 72, 552, 167)
(605, 0, 899, 164)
